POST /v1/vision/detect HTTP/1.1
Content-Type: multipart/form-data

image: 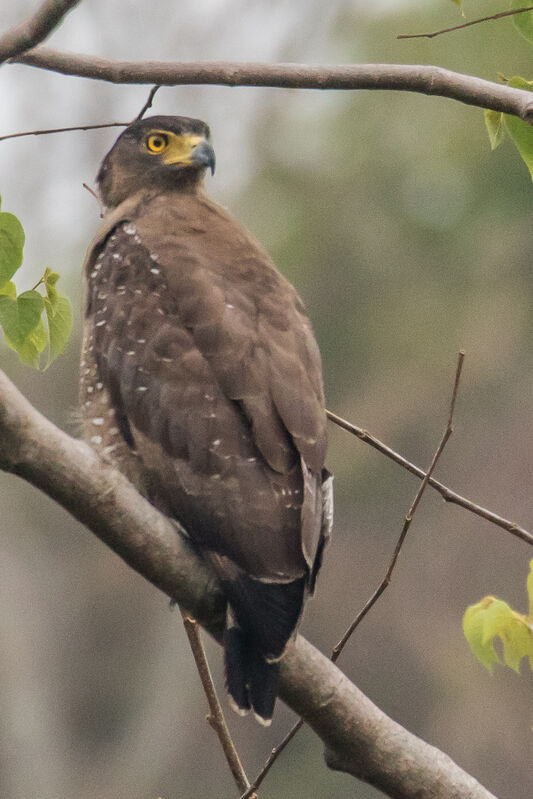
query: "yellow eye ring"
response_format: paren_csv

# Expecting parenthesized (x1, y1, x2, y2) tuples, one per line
(146, 133, 169, 153)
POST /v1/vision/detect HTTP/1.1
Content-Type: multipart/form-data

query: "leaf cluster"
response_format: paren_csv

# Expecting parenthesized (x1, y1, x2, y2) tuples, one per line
(0, 197, 72, 368)
(463, 560, 533, 672)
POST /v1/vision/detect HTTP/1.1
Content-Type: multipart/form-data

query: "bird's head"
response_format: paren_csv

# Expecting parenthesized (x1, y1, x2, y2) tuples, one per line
(96, 115, 216, 208)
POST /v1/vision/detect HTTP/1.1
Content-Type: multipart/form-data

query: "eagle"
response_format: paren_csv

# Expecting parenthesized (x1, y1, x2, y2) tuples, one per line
(80, 115, 333, 724)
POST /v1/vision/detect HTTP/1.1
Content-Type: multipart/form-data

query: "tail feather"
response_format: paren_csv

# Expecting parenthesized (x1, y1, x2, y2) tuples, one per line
(224, 625, 251, 715)
(223, 620, 279, 725)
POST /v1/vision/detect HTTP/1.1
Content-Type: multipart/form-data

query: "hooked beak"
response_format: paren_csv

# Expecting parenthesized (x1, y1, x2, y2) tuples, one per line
(189, 139, 216, 175)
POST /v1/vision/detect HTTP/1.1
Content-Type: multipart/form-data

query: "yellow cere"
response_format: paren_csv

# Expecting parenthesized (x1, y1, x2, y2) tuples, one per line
(144, 130, 205, 165)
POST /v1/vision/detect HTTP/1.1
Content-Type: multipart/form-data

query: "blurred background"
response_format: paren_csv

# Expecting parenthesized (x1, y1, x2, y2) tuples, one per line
(1, 1, 533, 797)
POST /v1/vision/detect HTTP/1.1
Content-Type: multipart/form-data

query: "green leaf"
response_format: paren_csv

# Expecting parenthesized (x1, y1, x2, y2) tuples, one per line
(43, 267, 61, 312)
(503, 77, 533, 180)
(500, 620, 533, 672)
(12, 318, 47, 368)
(0, 281, 16, 299)
(0, 289, 44, 349)
(463, 602, 501, 671)
(45, 294, 73, 365)
(484, 109, 506, 150)
(480, 598, 514, 642)
(527, 559, 533, 617)
(511, 0, 533, 45)
(0, 203, 25, 288)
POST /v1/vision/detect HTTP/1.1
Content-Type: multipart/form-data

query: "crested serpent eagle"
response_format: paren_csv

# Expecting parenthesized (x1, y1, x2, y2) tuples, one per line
(80, 115, 333, 724)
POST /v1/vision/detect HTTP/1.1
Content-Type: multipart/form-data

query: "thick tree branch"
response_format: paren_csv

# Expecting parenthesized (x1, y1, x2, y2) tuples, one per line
(0, 1, 81, 65)
(0, 369, 497, 799)
(10, 49, 533, 122)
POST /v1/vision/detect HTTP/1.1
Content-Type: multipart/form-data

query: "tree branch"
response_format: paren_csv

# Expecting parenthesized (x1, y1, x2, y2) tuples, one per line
(181, 611, 255, 797)
(0, 368, 497, 799)
(326, 409, 533, 548)
(0, 1, 82, 65)
(398, 6, 533, 40)
(10, 49, 533, 122)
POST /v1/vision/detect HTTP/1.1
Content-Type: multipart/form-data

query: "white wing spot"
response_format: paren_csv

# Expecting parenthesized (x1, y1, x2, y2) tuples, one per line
(123, 222, 137, 235)
(112, 253, 121, 261)
(92, 417, 104, 426)
(90, 435, 103, 445)
(96, 382, 103, 391)
(136, 386, 148, 392)
(136, 338, 146, 344)
(150, 253, 159, 261)
(95, 319, 107, 327)
(150, 267, 160, 275)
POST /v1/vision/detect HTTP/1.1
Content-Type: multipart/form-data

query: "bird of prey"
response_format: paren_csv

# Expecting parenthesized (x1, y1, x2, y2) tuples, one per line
(80, 115, 333, 724)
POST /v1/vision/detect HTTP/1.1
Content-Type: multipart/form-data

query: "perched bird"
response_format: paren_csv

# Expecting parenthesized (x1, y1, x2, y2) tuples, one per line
(80, 115, 333, 724)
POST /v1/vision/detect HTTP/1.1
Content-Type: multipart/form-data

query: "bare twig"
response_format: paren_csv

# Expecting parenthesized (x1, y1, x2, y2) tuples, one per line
(398, 6, 533, 40)
(321, 356, 463, 736)
(325, 412, 533, 547)
(82, 183, 104, 217)
(134, 84, 161, 121)
(243, 354, 466, 797)
(10, 50, 533, 123)
(0, 0, 81, 64)
(180, 611, 255, 798)
(332, 352, 465, 660)
(0, 86, 161, 142)
(0, 121, 128, 142)
(240, 720, 303, 799)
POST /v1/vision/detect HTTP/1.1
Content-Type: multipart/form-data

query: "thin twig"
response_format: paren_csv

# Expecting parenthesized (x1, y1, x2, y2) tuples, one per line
(82, 183, 104, 217)
(180, 610, 256, 798)
(134, 84, 161, 121)
(0, 85, 161, 142)
(10, 50, 533, 123)
(242, 354, 466, 798)
(0, 0, 81, 64)
(325, 412, 533, 547)
(332, 351, 465, 660)
(240, 719, 303, 799)
(0, 121, 128, 142)
(398, 5, 533, 40)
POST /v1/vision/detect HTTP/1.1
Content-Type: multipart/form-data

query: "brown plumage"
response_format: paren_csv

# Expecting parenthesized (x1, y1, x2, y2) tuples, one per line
(80, 115, 333, 723)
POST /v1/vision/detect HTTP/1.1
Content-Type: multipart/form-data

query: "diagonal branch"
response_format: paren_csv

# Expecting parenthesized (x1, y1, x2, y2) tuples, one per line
(398, 6, 533, 40)
(0, 368, 497, 798)
(180, 612, 255, 797)
(0, 0, 82, 64)
(332, 352, 464, 661)
(9, 50, 533, 123)
(325, 408, 533, 548)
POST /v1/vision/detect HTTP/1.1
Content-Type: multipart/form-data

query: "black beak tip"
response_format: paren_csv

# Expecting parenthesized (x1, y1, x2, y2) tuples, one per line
(191, 140, 216, 176)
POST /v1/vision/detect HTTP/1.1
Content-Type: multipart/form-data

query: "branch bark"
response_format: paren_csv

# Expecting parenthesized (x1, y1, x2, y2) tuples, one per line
(9, 49, 533, 122)
(0, 1, 81, 65)
(0, 368, 497, 799)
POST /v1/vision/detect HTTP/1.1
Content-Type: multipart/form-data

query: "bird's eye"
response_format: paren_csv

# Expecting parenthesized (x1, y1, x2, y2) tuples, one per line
(146, 133, 169, 153)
